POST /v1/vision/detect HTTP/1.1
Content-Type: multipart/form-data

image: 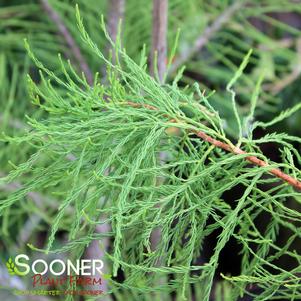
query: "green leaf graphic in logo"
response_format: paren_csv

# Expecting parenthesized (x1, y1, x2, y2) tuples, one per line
(6, 257, 26, 277)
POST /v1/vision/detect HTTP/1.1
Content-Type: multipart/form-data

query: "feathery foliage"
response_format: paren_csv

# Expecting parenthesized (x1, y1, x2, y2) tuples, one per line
(1, 1, 301, 301)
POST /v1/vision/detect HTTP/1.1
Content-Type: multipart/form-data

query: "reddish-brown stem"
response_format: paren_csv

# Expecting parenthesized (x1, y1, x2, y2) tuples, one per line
(125, 101, 301, 191)
(194, 130, 301, 190)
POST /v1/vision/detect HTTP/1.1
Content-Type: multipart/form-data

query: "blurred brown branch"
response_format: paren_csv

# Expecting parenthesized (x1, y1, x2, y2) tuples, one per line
(107, 0, 125, 66)
(263, 38, 301, 95)
(149, 2, 168, 289)
(150, 0, 168, 83)
(108, 0, 125, 43)
(169, 1, 244, 75)
(40, 0, 93, 85)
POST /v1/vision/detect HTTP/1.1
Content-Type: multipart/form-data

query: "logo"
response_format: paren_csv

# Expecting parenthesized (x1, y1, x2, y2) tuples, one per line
(5, 254, 104, 277)
(6, 257, 26, 276)
(4, 253, 111, 297)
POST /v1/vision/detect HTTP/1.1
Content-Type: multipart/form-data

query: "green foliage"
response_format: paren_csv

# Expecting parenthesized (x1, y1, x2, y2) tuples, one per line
(1, 1, 301, 301)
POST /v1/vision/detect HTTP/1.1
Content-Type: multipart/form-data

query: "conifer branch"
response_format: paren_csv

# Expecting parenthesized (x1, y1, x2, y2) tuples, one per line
(150, 0, 168, 83)
(0, 172, 51, 208)
(193, 130, 301, 191)
(126, 101, 301, 191)
(85, 2, 126, 297)
(0, 173, 51, 244)
(40, 0, 93, 85)
(3, 2, 301, 299)
(0, 173, 78, 213)
(169, 0, 244, 74)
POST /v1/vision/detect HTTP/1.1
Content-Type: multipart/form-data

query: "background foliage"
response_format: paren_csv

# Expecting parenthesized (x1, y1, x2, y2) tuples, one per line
(1, 1, 301, 300)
